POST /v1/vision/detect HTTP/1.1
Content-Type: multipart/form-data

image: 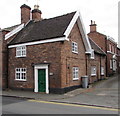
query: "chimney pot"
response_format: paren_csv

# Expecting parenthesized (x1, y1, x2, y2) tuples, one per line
(32, 5, 42, 22)
(34, 5, 39, 9)
(90, 20, 97, 32)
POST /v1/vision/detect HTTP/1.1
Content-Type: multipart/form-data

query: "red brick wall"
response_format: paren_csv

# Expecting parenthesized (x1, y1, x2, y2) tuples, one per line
(107, 39, 117, 76)
(88, 32, 107, 52)
(87, 54, 106, 84)
(21, 5, 31, 24)
(8, 42, 62, 90)
(1, 30, 16, 89)
(60, 23, 87, 88)
(88, 32, 118, 76)
(117, 48, 120, 74)
(0, 30, 3, 88)
(1, 30, 9, 89)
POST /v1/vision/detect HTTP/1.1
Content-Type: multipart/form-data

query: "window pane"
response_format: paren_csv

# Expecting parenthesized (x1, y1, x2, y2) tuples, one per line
(91, 66, 96, 75)
(73, 67, 79, 80)
(15, 68, 26, 81)
(72, 42, 78, 53)
(16, 46, 26, 57)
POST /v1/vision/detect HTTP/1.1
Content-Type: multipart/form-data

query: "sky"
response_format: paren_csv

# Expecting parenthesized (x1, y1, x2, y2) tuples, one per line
(0, 0, 119, 43)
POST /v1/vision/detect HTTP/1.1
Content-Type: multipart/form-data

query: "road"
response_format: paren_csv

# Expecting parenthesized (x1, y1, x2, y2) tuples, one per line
(2, 96, 118, 114)
(58, 74, 119, 109)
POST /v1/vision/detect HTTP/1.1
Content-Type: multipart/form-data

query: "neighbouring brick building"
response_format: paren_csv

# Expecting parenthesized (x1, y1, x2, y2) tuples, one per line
(88, 20, 117, 77)
(117, 47, 120, 74)
(87, 38, 106, 84)
(0, 28, 2, 88)
(2, 4, 106, 93)
(0, 24, 22, 89)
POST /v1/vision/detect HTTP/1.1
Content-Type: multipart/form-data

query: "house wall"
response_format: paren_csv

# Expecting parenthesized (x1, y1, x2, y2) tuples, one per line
(1, 30, 10, 89)
(8, 22, 87, 94)
(88, 32, 107, 52)
(0, 30, 2, 88)
(117, 48, 120, 74)
(60, 23, 87, 90)
(87, 54, 106, 84)
(1, 30, 16, 89)
(107, 39, 117, 76)
(88, 32, 118, 77)
(8, 42, 62, 92)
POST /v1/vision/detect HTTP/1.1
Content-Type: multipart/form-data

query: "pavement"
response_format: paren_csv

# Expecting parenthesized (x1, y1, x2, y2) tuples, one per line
(1, 74, 119, 109)
(1, 86, 93, 101)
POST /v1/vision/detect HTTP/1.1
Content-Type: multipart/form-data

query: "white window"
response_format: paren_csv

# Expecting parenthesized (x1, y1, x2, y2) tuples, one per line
(73, 67, 79, 80)
(15, 68, 27, 81)
(72, 42, 78, 53)
(16, 46, 26, 57)
(101, 67, 104, 75)
(91, 66, 96, 76)
(110, 60, 112, 69)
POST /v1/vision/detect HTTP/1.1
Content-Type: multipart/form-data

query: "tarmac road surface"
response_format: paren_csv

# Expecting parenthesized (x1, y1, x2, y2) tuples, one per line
(56, 74, 119, 109)
(2, 96, 118, 114)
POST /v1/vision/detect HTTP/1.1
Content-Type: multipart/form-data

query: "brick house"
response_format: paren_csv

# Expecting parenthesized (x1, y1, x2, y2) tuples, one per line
(117, 47, 120, 74)
(0, 24, 23, 89)
(2, 4, 106, 93)
(88, 21, 117, 77)
(87, 38, 106, 84)
(0, 28, 2, 88)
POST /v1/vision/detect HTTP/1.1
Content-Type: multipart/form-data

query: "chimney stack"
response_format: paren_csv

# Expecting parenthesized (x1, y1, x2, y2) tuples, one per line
(20, 4, 31, 24)
(32, 5, 42, 22)
(90, 20, 97, 32)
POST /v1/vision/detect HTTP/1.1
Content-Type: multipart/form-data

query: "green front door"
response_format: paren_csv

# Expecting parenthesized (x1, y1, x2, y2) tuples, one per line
(38, 69, 46, 92)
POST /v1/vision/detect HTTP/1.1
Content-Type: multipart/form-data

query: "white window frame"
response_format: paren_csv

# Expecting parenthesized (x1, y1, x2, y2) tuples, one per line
(73, 67, 79, 80)
(119, 62, 120, 67)
(16, 46, 26, 57)
(110, 60, 112, 69)
(15, 68, 27, 81)
(72, 41, 78, 54)
(91, 66, 96, 76)
(101, 67, 104, 75)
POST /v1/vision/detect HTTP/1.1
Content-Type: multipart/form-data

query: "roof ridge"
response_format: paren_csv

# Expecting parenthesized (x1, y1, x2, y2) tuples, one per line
(40, 11, 77, 22)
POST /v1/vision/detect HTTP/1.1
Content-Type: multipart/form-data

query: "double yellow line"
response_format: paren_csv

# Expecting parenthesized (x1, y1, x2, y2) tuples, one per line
(28, 99, 119, 112)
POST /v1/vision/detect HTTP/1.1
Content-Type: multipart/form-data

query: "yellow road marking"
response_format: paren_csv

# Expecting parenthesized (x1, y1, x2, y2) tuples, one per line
(28, 99, 119, 112)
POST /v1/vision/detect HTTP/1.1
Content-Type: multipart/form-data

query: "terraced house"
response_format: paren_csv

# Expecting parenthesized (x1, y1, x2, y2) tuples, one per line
(1, 4, 106, 94)
(88, 21, 118, 76)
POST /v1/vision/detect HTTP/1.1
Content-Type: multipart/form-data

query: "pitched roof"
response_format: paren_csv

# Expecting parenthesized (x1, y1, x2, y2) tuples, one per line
(9, 12, 76, 45)
(89, 38, 106, 55)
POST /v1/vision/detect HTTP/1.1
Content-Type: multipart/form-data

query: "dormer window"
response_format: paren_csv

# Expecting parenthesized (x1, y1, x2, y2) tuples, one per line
(16, 46, 26, 57)
(72, 41, 78, 53)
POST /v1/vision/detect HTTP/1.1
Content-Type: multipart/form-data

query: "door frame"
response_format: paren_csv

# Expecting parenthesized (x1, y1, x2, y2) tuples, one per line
(34, 64, 49, 94)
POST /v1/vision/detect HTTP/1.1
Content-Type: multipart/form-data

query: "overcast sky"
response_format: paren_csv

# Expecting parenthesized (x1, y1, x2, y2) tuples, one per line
(0, 0, 119, 42)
